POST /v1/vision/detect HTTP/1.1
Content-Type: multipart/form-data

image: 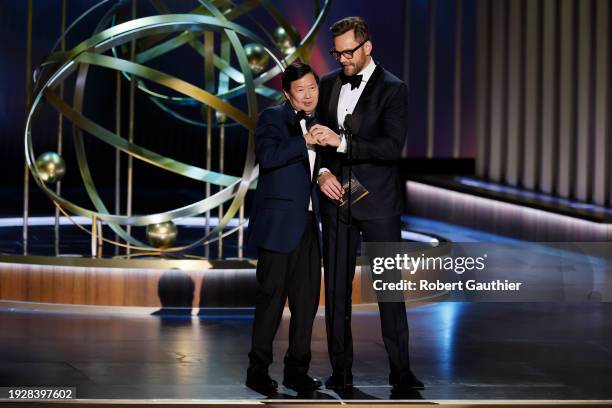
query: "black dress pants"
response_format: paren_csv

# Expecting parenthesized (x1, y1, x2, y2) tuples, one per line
(322, 212, 411, 377)
(248, 213, 321, 377)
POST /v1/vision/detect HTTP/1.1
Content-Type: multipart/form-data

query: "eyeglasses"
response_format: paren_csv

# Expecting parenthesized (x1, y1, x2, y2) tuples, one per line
(329, 39, 369, 61)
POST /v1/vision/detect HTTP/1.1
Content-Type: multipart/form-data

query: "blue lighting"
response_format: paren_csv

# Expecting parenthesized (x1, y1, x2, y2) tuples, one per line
(402, 215, 523, 243)
(456, 177, 612, 216)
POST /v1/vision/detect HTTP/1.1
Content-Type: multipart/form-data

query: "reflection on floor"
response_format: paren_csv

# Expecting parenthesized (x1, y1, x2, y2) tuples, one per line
(1, 302, 611, 401)
(1, 215, 611, 401)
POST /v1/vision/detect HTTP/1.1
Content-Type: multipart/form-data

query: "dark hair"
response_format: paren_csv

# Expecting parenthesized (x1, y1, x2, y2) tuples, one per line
(330, 16, 370, 42)
(281, 61, 319, 92)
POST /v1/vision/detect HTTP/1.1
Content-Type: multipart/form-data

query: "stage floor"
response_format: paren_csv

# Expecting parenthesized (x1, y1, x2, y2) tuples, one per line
(1, 301, 611, 402)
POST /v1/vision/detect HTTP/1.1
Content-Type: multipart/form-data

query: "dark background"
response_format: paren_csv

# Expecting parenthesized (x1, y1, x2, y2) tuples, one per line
(0, 0, 478, 216)
(3, 0, 611, 217)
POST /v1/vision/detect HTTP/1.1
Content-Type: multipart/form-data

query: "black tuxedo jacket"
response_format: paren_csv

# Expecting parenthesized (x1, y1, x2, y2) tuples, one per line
(246, 102, 320, 253)
(315, 64, 408, 220)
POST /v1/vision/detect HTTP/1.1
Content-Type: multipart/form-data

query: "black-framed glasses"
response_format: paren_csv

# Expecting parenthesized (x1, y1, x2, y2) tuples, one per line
(329, 38, 369, 61)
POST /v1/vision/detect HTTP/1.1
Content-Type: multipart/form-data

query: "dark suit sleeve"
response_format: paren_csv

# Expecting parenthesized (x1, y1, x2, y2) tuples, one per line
(314, 75, 338, 174)
(351, 82, 408, 161)
(255, 109, 307, 169)
(314, 145, 336, 176)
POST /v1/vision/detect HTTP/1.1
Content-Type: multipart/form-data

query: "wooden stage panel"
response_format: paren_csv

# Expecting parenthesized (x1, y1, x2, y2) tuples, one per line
(0, 263, 191, 307)
(0, 259, 366, 308)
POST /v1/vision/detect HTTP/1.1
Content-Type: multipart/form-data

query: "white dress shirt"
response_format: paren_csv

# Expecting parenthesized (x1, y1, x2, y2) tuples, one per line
(319, 58, 377, 177)
(336, 57, 377, 152)
(298, 116, 316, 211)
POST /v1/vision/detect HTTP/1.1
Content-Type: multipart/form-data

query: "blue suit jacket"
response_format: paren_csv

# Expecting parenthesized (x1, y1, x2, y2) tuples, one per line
(246, 102, 320, 254)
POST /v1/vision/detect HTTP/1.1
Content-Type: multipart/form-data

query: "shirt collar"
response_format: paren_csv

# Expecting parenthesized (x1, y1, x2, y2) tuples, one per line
(358, 58, 376, 82)
(292, 108, 314, 118)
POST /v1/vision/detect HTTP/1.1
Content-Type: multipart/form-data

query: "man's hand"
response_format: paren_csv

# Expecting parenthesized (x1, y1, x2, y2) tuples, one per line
(304, 131, 318, 145)
(318, 172, 344, 201)
(311, 124, 341, 147)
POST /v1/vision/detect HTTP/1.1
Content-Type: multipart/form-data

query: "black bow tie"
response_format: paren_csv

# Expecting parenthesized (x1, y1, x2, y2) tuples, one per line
(295, 110, 317, 128)
(295, 110, 307, 122)
(340, 73, 363, 90)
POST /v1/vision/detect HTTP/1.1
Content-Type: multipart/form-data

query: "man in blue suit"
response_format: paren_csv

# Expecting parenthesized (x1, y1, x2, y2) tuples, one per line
(246, 61, 322, 394)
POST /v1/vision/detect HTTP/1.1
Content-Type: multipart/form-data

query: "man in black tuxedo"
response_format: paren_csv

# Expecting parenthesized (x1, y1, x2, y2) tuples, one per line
(245, 62, 322, 394)
(311, 16, 424, 392)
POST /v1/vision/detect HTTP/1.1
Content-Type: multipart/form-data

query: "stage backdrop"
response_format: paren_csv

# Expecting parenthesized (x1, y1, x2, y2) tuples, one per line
(1, 0, 610, 214)
(0, 0, 474, 190)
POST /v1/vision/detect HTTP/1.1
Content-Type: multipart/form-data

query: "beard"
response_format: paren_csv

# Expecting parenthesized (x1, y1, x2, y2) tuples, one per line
(342, 57, 366, 76)
(342, 64, 356, 76)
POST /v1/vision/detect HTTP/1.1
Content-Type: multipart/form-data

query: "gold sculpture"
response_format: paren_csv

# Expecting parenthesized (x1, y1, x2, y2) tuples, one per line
(25, 0, 331, 254)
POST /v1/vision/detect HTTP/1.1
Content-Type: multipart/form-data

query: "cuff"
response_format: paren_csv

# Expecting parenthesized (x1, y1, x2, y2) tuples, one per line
(336, 135, 347, 153)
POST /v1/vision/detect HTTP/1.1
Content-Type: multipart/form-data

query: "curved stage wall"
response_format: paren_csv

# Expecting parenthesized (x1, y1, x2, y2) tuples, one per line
(0, 256, 371, 311)
(406, 180, 612, 241)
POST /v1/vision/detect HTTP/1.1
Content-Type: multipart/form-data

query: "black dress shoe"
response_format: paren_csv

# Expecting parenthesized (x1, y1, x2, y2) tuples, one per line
(283, 374, 322, 392)
(325, 372, 354, 390)
(246, 371, 278, 393)
(390, 372, 424, 391)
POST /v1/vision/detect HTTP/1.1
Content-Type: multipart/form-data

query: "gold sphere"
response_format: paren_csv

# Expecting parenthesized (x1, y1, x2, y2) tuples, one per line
(35, 152, 66, 183)
(273, 26, 297, 56)
(215, 110, 227, 124)
(244, 43, 269, 75)
(273, 26, 292, 48)
(146, 221, 178, 249)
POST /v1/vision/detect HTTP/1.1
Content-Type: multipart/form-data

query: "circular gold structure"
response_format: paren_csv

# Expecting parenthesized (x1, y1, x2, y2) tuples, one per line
(25, 0, 332, 254)
(35, 152, 66, 184)
(106, 1, 330, 127)
(146, 221, 178, 249)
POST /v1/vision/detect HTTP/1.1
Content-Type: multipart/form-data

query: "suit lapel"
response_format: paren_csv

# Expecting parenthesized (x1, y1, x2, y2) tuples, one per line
(283, 102, 312, 180)
(348, 64, 384, 138)
(328, 75, 342, 131)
